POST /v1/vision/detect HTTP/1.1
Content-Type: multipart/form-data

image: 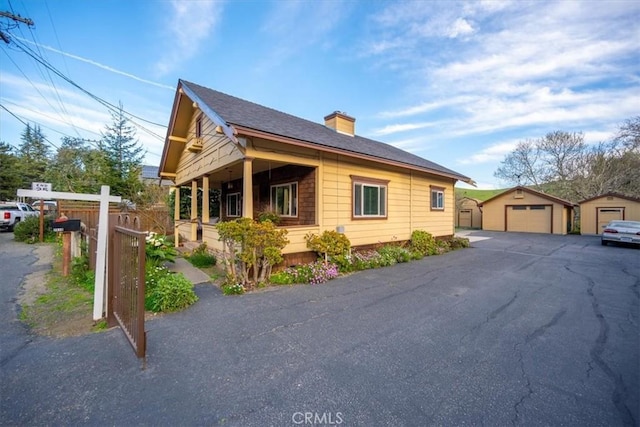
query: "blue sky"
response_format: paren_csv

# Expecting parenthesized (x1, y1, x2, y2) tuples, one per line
(1, 0, 638, 189)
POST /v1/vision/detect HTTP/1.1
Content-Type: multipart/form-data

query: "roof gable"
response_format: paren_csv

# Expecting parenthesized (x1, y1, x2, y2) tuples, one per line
(479, 186, 576, 207)
(177, 80, 471, 183)
(578, 192, 640, 204)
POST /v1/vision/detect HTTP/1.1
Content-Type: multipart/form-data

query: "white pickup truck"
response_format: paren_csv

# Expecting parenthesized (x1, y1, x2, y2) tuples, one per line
(0, 202, 39, 232)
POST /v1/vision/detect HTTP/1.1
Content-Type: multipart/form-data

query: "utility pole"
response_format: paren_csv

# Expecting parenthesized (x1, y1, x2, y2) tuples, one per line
(0, 10, 35, 44)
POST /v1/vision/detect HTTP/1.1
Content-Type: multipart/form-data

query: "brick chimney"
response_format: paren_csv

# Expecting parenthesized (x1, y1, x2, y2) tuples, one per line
(324, 111, 355, 136)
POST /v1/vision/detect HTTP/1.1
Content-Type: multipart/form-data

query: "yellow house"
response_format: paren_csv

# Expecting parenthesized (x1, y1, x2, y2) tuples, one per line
(479, 186, 576, 235)
(456, 197, 482, 229)
(159, 80, 472, 264)
(578, 192, 640, 235)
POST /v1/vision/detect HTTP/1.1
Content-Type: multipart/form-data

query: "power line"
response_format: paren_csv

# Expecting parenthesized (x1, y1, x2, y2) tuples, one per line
(0, 103, 59, 150)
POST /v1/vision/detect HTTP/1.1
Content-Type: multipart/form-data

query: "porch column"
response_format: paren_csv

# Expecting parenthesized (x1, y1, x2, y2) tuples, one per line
(202, 175, 210, 224)
(173, 186, 180, 248)
(191, 179, 198, 241)
(242, 157, 254, 219)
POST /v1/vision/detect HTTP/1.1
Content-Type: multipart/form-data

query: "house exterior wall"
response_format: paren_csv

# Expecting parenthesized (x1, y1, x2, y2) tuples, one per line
(482, 190, 570, 235)
(579, 196, 640, 235)
(171, 123, 459, 259)
(174, 113, 244, 185)
(319, 153, 455, 247)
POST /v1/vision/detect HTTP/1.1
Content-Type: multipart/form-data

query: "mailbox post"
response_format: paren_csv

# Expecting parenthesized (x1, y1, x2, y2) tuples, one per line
(52, 216, 81, 276)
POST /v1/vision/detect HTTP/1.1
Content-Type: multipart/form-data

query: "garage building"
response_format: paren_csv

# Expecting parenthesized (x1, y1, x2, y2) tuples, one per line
(480, 186, 576, 235)
(578, 192, 640, 235)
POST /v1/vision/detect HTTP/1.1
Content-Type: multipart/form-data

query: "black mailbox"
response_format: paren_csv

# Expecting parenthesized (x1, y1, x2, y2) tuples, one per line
(52, 219, 81, 232)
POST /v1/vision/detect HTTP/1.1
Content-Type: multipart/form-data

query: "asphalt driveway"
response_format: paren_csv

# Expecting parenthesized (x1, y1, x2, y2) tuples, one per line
(1, 231, 638, 426)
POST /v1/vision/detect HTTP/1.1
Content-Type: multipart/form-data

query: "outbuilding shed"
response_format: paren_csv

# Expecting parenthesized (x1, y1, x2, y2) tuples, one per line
(479, 186, 575, 235)
(456, 197, 482, 229)
(578, 192, 640, 235)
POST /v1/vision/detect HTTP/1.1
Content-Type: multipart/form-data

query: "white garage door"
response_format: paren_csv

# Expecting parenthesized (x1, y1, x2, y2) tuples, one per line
(597, 208, 623, 233)
(507, 205, 552, 233)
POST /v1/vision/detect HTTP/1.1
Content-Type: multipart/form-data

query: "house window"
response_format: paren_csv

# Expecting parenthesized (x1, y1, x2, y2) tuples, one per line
(530, 205, 546, 210)
(195, 115, 202, 138)
(226, 193, 241, 217)
(353, 179, 387, 218)
(271, 182, 298, 217)
(431, 187, 445, 210)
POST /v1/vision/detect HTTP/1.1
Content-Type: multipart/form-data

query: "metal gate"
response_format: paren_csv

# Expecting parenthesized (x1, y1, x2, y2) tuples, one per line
(107, 214, 146, 359)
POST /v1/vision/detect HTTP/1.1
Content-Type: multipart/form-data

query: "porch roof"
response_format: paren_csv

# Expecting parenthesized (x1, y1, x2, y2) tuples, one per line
(162, 79, 472, 184)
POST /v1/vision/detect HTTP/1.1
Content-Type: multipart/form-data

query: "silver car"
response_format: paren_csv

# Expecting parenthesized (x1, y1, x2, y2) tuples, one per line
(601, 220, 640, 247)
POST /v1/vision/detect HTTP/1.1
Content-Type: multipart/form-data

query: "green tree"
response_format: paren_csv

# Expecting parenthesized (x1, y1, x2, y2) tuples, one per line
(98, 104, 145, 200)
(45, 137, 102, 193)
(17, 124, 50, 189)
(0, 142, 22, 200)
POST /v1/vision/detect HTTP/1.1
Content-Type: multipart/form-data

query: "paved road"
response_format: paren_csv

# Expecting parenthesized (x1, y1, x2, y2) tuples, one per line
(1, 231, 638, 426)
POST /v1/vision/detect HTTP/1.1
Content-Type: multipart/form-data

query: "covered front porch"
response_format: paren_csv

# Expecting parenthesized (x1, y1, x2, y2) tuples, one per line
(173, 157, 320, 257)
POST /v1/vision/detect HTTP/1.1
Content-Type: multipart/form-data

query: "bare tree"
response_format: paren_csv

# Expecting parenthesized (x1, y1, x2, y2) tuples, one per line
(494, 118, 640, 201)
(494, 139, 544, 189)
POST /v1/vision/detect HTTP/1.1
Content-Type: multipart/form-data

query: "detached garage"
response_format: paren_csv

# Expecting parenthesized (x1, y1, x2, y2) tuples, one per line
(578, 193, 640, 235)
(480, 186, 576, 235)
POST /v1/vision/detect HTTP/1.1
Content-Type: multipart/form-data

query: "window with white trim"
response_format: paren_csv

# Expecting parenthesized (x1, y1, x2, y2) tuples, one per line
(271, 182, 298, 217)
(431, 187, 444, 210)
(353, 181, 387, 217)
(226, 193, 241, 217)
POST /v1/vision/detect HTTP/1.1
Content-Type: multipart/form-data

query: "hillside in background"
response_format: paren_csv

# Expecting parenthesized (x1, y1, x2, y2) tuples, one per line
(455, 188, 505, 201)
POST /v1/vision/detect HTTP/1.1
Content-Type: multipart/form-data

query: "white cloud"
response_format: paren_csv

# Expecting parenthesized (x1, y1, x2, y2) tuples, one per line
(155, 0, 224, 77)
(447, 18, 474, 38)
(457, 141, 519, 165)
(371, 121, 436, 136)
(15, 37, 173, 90)
(364, 0, 639, 153)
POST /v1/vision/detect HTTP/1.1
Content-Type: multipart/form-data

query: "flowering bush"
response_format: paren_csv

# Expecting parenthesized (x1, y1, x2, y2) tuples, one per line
(351, 250, 383, 270)
(145, 232, 178, 267)
(222, 283, 245, 295)
(378, 245, 412, 265)
(270, 261, 339, 285)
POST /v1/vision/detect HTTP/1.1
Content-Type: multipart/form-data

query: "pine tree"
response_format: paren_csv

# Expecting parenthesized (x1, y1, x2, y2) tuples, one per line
(17, 124, 50, 189)
(98, 103, 146, 200)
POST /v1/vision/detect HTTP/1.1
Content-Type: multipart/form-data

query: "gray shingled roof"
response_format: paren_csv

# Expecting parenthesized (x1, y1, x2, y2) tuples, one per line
(181, 80, 470, 181)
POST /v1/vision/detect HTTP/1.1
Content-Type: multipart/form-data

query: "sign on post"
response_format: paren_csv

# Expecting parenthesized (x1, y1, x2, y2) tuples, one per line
(32, 182, 52, 192)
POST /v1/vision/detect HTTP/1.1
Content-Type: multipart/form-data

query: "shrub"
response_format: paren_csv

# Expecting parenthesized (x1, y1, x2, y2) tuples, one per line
(13, 216, 54, 243)
(352, 250, 383, 270)
(146, 263, 171, 291)
(145, 232, 178, 267)
(410, 230, 439, 256)
(257, 210, 281, 224)
(221, 283, 245, 295)
(378, 245, 412, 264)
(449, 236, 470, 250)
(186, 243, 216, 268)
(271, 261, 339, 285)
(216, 218, 289, 287)
(70, 255, 94, 292)
(269, 271, 295, 285)
(329, 253, 353, 273)
(145, 272, 198, 312)
(305, 231, 351, 263)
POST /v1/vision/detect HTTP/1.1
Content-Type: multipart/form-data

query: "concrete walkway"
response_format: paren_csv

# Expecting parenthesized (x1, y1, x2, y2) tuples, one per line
(166, 257, 212, 285)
